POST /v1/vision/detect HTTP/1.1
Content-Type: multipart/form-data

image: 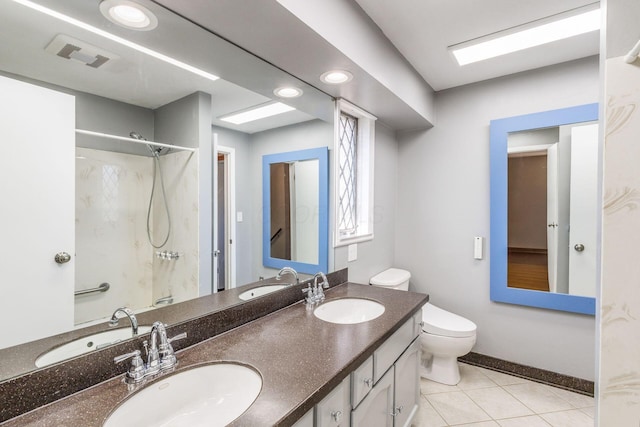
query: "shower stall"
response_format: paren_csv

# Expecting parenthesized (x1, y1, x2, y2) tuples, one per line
(73, 93, 205, 327)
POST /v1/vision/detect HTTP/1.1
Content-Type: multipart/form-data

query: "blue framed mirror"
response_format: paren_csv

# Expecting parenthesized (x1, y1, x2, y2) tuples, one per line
(262, 147, 329, 274)
(490, 103, 598, 315)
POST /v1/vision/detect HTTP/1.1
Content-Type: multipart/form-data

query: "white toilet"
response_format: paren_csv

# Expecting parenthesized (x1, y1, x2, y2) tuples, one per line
(370, 268, 477, 385)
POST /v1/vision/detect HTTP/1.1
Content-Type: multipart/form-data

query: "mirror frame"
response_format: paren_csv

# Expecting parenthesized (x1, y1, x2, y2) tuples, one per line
(490, 103, 598, 315)
(262, 147, 329, 274)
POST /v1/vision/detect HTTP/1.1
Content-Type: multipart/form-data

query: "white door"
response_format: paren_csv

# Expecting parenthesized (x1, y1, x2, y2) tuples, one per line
(0, 75, 75, 348)
(217, 145, 236, 289)
(546, 143, 559, 292)
(212, 133, 219, 293)
(568, 124, 599, 297)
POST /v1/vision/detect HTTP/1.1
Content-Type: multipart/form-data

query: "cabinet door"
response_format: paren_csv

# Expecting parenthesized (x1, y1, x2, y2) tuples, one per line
(292, 408, 313, 427)
(393, 338, 421, 427)
(352, 368, 394, 427)
(316, 376, 351, 427)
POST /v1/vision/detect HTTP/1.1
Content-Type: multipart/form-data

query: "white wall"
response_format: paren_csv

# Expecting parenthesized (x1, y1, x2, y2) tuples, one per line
(396, 57, 599, 380)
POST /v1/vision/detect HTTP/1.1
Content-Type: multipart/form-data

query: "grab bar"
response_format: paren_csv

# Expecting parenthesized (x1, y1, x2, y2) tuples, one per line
(75, 282, 110, 296)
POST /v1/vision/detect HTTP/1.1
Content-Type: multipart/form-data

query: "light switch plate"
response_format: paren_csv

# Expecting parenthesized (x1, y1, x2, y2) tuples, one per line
(474, 237, 484, 260)
(348, 243, 358, 262)
(237, 211, 243, 222)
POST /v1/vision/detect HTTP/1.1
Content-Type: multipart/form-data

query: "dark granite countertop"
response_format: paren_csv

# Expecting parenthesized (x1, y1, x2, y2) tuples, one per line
(0, 275, 310, 381)
(1, 283, 428, 427)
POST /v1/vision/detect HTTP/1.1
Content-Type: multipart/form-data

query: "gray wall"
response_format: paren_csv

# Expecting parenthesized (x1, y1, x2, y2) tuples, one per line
(213, 120, 334, 284)
(155, 92, 213, 296)
(334, 122, 399, 284)
(249, 120, 334, 280)
(395, 56, 599, 380)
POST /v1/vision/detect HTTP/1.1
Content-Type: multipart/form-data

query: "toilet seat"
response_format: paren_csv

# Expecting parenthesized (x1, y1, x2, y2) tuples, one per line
(422, 303, 476, 338)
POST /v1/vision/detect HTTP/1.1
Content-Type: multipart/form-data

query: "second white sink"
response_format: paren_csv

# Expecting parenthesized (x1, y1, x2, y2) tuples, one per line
(103, 363, 262, 427)
(238, 284, 288, 301)
(314, 298, 385, 324)
(35, 326, 153, 367)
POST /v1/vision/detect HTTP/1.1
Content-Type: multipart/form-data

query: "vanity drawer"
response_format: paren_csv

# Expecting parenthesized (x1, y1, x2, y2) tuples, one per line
(316, 375, 351, 427)
(373, 316, 418, 383)
(351, 356, 374, 408)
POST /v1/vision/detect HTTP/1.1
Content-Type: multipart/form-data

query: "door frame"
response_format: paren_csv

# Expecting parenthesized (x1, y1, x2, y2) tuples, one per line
(216, 144, 237, 290)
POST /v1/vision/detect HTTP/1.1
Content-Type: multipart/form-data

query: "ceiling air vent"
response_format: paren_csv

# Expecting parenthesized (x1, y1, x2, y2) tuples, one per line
(45, 34, 119, 69)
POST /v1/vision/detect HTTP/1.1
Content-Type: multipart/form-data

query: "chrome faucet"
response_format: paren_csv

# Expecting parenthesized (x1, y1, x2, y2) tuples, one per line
(276, 266, 299, 285)
(113, 321, 187, 384)
(108, 307, 138, 335)
(302, 272, 329, 305)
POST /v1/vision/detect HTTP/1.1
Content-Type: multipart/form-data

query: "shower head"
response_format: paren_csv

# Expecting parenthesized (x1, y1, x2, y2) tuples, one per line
(129, 131, 146, 141)
(130, 131, 170, 157)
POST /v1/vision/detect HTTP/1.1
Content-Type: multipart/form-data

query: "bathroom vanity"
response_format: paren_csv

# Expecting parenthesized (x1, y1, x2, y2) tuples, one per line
(0, 283, 427, 426)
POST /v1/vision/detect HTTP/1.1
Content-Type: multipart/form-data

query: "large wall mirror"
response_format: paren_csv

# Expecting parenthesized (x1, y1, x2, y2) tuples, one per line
(262, 147, 329, 274)
(0, 0, 333, 380)
(490, 103, 598, 315)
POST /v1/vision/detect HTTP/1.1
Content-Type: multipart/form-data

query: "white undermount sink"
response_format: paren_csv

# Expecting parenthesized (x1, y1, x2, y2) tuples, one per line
(314, 298, 385, 324)
(103, 363, 262, 427)
(238, 284, 288, 301)
(35, 326, 153, 368)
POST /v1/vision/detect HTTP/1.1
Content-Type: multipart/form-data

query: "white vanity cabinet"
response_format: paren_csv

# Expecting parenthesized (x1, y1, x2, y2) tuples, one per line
(353, 313, 421, 427)
(300, 312, 422, 427)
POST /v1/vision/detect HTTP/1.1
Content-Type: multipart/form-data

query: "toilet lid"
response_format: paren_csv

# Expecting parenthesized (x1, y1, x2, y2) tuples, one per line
(422, 303, 476, 338)
(370, 268, 411, 287)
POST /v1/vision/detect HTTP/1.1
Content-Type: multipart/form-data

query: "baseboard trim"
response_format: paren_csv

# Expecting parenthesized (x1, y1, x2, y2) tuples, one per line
(459, 352, 594, 396)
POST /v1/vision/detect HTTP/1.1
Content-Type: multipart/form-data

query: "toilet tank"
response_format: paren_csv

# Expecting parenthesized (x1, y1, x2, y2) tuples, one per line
(370, 268, 411, 291)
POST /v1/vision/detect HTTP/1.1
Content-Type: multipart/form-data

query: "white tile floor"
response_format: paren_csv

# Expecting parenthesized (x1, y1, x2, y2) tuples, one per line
(413, 363, 594, 427)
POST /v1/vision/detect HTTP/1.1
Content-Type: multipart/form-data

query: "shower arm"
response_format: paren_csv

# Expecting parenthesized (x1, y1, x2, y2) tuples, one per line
(624, 39, 640, 64)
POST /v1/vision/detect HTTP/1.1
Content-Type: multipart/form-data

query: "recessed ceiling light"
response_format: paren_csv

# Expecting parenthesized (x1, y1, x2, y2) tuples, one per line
(320, 70, 353, 84)
(10, 0, 218, 82)
(220, 102, 296, 125)
(100, 0, 158, 31)
(273, 86, 303, 98)
(450, 5, 601, 66)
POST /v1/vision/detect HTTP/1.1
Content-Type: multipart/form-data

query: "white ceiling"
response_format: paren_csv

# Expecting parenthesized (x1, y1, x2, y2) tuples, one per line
(0, 0, 320, 135)
(2, 0, 603, 134)
(354, 0, 600, 91)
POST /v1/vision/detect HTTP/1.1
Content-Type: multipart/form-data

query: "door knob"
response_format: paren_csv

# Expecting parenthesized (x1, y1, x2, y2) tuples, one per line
(54, 252, 71, 264)
(574, 244, 585, 252)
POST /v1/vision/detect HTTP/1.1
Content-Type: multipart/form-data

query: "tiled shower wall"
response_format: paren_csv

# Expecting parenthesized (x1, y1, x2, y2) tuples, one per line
(599, 56, 640, 424)
(151, 150, 200, 306)
(75, 148, 198, 325)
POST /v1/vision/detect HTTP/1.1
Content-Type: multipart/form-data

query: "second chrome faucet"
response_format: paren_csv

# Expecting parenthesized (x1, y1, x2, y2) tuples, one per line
(114, 321, 186, 384)
(302, 272, 329, 305)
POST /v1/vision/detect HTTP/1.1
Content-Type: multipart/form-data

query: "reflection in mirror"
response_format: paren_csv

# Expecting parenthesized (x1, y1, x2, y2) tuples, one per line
(0, 0, 333, 379)
(270, 159, 319, 264)
(507, 121, 598, 297)
(490, 103, 598, 315)
(263, 148, 329, 274)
